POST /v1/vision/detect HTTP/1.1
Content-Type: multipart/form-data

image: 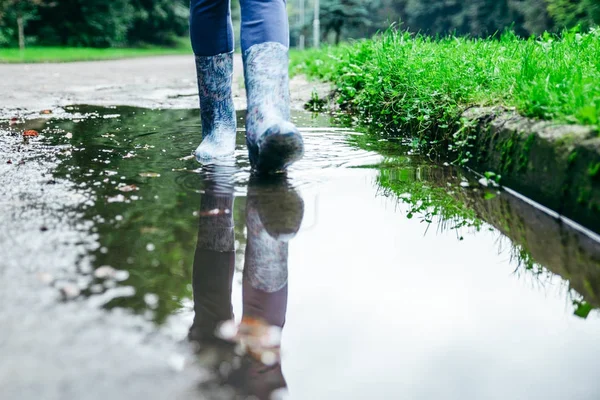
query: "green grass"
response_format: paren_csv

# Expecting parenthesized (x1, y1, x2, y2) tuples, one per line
(290, 28, 600, 139)
(0, 39, 192, 63)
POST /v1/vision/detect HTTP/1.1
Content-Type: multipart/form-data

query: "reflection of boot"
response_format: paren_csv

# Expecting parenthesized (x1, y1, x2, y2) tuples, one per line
(243, 42, 304, 173)
(227, 176, 304, 400)
(188, 167, 235, 343)
(244, 175, 304, 295)
(194, 52, 237, 161)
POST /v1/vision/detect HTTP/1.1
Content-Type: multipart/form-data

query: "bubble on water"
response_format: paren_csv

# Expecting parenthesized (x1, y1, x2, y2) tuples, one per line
(264, 326, 283, 347)
(143, 309, 155, 320)
(100, 247, 108, 254)
(270, 388, 289, 400)
(144, 293, 159, 308)
(261, 351, 277, 366)
(115, 270, 129, 281)
(36, 272, 53, 284)
(115, 215, 123, 221)
(77, 275, 93, 289)
(104, 280, 117, 289)
(107, 194, 126, 203)
(146, 243, 155, 252)
(167, 350, 189, 373)
(217, 320, 238, 340)
(90, 284, 104, 294)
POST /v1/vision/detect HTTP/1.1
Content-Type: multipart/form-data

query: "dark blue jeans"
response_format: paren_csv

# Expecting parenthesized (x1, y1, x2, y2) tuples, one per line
(190, 0, 289, 56)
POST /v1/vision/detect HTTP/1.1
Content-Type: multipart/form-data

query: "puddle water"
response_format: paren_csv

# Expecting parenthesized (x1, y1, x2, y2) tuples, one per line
(10, 106, 600, 399)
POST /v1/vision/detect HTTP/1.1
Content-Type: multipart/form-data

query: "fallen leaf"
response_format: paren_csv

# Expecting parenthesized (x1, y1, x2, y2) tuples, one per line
(40, 109, 52, 115)
(139, 172, 160, 178)
(117, 184, 138, 192)
(23, 130, 39, 137)
(6, 160, 12, 164)
(9, 117, 18, 125)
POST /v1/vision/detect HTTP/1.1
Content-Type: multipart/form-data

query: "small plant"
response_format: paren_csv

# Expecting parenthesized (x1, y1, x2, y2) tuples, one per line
(304, 89, 327, 112)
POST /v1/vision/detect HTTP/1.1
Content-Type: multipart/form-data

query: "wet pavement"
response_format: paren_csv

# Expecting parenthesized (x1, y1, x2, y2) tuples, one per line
(1, 106, 600, 400)
(0, 55, 329, 118)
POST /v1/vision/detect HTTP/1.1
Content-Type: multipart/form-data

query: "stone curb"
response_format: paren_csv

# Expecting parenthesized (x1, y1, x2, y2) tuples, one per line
(463, 106, 600, 233)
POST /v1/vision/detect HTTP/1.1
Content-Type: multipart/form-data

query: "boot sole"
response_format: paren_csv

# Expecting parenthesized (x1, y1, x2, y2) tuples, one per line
(249, 128, 304, 174)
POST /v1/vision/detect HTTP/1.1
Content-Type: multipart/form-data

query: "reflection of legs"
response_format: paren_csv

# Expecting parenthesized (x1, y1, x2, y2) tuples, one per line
(189, 180, 235, 342)
(227, 177, 304, 398)
(242, 175, 304, 325)
(190, 0, 236, 160)
(240, 0, 303, 173)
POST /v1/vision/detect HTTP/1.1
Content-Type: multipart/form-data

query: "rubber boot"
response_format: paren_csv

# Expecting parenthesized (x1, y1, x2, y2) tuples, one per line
(243, 42, 304, 173)
(194, 51, 237, 161)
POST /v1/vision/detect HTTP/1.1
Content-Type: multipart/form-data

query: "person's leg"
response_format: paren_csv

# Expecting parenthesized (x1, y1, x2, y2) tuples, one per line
(190, 0, 234, 56)
(190, 0, 237, 161)
(240, 0, 304, 173)
(239, 0, 289, 52)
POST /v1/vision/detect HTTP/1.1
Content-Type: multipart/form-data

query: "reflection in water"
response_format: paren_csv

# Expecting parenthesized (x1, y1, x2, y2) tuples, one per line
(189, 165, 304, 399)
(8, 107, 600, 398)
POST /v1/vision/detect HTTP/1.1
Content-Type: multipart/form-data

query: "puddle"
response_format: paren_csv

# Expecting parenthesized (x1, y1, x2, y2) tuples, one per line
(6, 106, 600, 399)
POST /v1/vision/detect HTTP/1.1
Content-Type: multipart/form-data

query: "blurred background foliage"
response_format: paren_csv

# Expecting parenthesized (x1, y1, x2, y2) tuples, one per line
(0, 0, 598, 48)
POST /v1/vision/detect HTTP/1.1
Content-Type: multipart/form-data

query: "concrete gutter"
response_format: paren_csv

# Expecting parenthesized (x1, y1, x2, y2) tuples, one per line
(462, 107, 600, 233)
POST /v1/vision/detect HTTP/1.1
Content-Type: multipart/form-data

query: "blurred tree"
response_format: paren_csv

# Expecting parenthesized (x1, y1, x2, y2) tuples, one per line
(546, 0, 600, 31)
(321, 0, 371, 44)
(402, 0, 466, 35)
(29, 0, 134, 47)
(11, 0, 189, 47)
(0, 0, 53, 49)
(464, 0, 520, 36)
(510, 0, 554, 35)
(127, 0, 189, 45)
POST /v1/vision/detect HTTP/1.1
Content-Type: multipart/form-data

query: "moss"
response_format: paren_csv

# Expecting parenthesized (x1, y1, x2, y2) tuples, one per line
(500, 135, 516, 173)
(577, 187, 592, 205)
(588, 162, 600, 179)
(518, 133, 536, 172)
(555, 133, 579, 148)
(568, 150, 578, 165)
